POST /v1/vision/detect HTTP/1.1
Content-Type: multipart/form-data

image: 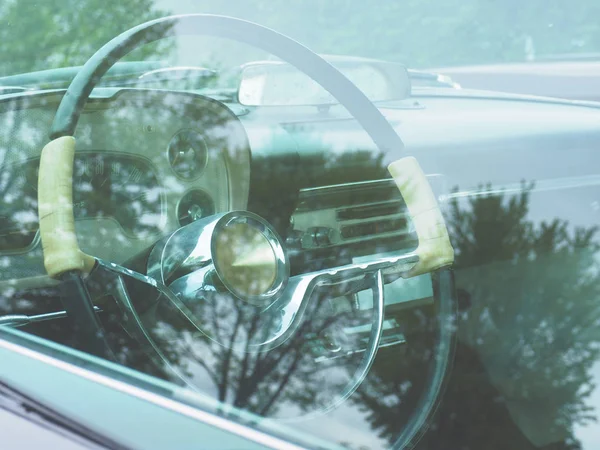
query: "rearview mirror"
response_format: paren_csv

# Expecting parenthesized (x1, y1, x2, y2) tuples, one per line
(238, 57, 411, 106)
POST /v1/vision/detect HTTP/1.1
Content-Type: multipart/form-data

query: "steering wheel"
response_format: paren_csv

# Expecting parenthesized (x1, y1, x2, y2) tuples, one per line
(37, 14, 454, 448)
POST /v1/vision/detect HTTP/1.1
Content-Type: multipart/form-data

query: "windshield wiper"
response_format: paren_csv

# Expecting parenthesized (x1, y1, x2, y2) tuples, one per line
(0, 379, 129, 449)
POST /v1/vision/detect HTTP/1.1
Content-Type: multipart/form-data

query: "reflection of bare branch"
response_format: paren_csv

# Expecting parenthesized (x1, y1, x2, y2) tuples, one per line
(258, 341, 306, 416)
(187, 344, 220, 387)
(209, 297, 222, 340)
(218, 305, 244, 401)
(230, 299, 346, 412)
(236, 310, 262, 392)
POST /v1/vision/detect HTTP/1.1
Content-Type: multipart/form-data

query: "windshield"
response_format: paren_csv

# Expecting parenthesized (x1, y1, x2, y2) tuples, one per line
(1, 2, 600, 450)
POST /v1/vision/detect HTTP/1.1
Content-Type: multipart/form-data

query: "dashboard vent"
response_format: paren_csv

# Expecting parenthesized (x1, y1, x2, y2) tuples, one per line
(289, 179, 416, 253)
(336, 202, 403, 221)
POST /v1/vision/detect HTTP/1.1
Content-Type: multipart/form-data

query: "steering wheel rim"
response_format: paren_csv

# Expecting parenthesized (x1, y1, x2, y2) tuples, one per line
(49, 13, 404, 156)
(45, 13, 451, 448)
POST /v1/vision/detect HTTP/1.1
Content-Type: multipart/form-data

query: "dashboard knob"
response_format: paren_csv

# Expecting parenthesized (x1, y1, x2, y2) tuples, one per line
(187, 204, 204, 221)
(300, 226, 340, 249)
(177, 190, 215, 226)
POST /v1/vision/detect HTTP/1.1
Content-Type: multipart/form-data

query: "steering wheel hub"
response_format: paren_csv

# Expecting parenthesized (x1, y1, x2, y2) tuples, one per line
(147, 211, 288, 309)
(212, 213, 287, 303)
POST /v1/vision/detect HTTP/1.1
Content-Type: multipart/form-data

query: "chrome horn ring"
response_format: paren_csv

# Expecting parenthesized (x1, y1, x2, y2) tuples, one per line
(147, 211, 419, 351)
(148, 211, 289, 308)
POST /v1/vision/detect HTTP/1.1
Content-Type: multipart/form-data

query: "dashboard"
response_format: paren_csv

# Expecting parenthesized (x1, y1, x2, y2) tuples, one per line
(0, 89, 251, 283)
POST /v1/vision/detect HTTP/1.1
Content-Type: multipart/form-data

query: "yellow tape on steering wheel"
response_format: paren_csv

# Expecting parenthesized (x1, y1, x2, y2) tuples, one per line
(38, 136, 96, 278)
(388, 157, 454, 277)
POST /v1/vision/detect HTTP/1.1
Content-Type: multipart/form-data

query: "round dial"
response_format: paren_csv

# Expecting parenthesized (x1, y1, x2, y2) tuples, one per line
(167, 129, 208, 180)
(177, 190, 215, 226)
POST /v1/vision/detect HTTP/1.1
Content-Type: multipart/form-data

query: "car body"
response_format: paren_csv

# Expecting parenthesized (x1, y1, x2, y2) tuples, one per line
(1, 10, 600, 450)
(432, 59, 600, 101)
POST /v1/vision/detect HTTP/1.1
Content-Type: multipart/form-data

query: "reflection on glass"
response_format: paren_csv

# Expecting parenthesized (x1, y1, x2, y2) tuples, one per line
(414, 183, 600, 450)
(134, 284, 376, 419)
(239, 62, 393, 106)
(213, 222, 277, 298)
(0, 153, 164, 253)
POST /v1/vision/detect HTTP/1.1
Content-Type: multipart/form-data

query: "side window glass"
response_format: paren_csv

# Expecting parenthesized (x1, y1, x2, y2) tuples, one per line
(444, 168, 600, 446)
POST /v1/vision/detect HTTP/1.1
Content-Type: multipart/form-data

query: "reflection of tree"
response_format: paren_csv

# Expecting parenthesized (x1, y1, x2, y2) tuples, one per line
(104, 141, 407, 424)
(144, 287, 372, 418)
(350, 183, 600, 449)
(0, 0, 169, 77)
(446, 185, 600, 449)
(348, 303, 439, 443)
(0, 83, 253, 389)
(248, 132, 392, 236)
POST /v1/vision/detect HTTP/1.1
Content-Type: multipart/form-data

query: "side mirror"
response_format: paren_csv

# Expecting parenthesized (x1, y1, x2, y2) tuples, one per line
(238, 57, 411, 106)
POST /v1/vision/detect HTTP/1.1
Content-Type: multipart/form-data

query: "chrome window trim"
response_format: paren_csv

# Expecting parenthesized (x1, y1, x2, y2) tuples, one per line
(0, 336, 308, 450)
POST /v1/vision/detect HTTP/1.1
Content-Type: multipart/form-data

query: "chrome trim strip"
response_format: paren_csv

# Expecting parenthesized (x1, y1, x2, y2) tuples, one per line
(300, 177, 397, 194)
(442, 173, 600, 201)
(0, 338, 306, 450)
(0, 306, 101, 327)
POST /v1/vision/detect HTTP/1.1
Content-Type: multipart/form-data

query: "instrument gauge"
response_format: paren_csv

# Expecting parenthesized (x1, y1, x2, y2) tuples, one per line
(167, 129, 208, 180)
